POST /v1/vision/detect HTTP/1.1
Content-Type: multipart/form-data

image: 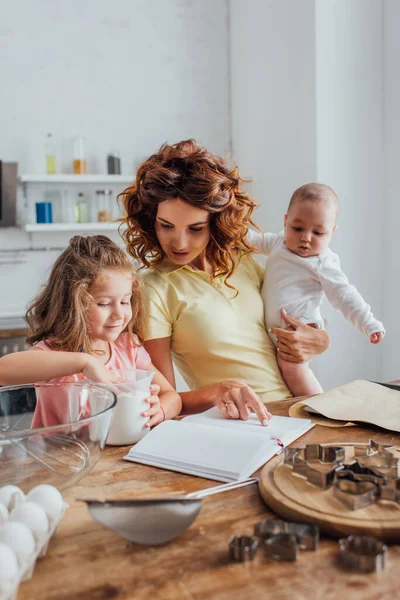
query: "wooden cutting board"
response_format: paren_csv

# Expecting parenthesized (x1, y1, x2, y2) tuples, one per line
(258, 454, 400, 542)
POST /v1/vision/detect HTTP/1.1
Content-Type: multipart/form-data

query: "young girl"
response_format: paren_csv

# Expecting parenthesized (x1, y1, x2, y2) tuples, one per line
(0, 235, 182, 427)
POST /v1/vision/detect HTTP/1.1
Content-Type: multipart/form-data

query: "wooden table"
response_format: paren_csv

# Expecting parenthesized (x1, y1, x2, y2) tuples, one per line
(19, 399, 400, 600)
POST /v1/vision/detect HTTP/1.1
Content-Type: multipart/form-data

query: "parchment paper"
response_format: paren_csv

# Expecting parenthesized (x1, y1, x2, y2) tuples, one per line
(288, 380, 400, 432)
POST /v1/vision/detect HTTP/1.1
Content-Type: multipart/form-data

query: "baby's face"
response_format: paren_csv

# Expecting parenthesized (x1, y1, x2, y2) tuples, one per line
(284, 199, 337, 258)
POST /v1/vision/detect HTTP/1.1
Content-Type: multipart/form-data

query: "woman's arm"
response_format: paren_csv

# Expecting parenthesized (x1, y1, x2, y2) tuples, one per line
(144, 338, 175, 388)
(0, 348, 121, 386)
(270, 309, 330, 363)
(144, 337, 271, 425)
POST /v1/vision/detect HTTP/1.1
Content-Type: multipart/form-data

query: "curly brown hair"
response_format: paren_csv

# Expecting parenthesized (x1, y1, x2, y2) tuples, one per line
(119, 139, 259, 286)
(26, 235, 144, 352)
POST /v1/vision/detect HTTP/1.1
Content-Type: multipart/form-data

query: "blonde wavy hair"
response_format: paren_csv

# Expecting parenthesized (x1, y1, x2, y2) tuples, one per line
(119, 139, 259, 288)
(26, 235, 143, 352)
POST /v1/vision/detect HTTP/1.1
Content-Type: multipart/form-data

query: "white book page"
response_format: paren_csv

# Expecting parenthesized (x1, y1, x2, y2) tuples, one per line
(124, 420, 277, 480)
(182, 406, 313, 445)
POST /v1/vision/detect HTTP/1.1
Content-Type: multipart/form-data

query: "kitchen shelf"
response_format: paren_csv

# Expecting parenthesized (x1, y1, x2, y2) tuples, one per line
(19, 174, 133, 184)
(24, 222, 122, 233)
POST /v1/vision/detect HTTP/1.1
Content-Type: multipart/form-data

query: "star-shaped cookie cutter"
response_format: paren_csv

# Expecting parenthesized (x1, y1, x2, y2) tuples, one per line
(348, 441, 399, 473)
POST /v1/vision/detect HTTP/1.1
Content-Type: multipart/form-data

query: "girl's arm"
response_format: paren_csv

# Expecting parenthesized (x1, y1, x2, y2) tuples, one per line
(144, 338, 271, 425)
(0, 348, 120, 386)
(144, 364, 182, 426)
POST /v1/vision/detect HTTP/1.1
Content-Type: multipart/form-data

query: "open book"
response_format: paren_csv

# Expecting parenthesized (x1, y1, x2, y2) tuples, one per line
(123, 407, 314, 482)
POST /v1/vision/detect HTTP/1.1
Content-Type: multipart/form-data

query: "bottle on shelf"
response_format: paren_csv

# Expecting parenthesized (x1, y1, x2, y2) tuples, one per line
(73, 136, 87, 175)
(75, 192, 89, 223)
(95, 189, 113, 222)
(62, 189, 75, 223)
(107, 152, 121, 175)
(44, 190, 63, 222)
(104, 189, 114, 218)
(45, 133, 57, 175)
(35, 201, 53, 224)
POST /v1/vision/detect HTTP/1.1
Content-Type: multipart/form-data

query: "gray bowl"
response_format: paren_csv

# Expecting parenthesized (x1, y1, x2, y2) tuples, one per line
(0, 382, 117, 491)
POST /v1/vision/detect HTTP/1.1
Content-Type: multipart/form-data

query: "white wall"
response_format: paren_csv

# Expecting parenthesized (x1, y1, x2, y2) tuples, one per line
(314, 0, 385, 388)
(0, 0, 229, 175)
(230, 0, 386, 389)
(229, 0, 317, 231)
(382, 0, 400, 381)
(0, 0, 230, 318)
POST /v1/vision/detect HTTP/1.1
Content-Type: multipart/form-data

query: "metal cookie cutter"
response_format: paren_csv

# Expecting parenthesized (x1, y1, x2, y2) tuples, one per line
(338, 535, 388, 573)
(379, 477, 400, 502)
(333, 478, 378, 510)
(350, 440, 399, 472)
(336, 460, 386, 486)
(334, 460, 400, 509)
(284, 445, 345, 465)
(229, 535, 259, 562)
(254, 519, 319, 551)
(284, 445, 345, 490)
(263, 533, 298, 562)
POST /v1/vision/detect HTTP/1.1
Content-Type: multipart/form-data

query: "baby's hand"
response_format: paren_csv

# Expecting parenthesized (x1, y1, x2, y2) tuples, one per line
(370, 331, 385, 344)
(142, 384, 165, 428)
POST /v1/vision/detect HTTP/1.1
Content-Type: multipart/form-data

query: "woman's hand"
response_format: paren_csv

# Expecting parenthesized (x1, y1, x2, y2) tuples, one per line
(270, 309, 330, 363)
(142, 384, 166, 428)
(215, 380, 272, 426)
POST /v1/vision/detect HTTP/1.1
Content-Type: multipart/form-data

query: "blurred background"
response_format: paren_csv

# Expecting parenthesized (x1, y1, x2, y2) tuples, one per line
(0, 0, 397, 391)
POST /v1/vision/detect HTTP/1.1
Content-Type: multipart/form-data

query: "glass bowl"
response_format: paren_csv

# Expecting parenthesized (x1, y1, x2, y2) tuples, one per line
(0, 382, 117, 492)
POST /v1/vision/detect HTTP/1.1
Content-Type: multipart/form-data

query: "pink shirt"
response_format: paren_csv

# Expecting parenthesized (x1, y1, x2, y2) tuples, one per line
(31, 333, 152, 428)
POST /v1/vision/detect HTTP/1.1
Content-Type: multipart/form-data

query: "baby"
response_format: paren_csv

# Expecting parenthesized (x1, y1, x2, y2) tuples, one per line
(248, 183, 385, 397)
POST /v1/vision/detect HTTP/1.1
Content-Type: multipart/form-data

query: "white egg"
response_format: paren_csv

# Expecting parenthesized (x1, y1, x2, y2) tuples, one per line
(0, 522, 36, 565)
(27, 485, 64, 521)
(0, 485, 25, 512)
(0, 542, 19, 580)
(0, 503, 8, 525)
(9, 501, 49, 544)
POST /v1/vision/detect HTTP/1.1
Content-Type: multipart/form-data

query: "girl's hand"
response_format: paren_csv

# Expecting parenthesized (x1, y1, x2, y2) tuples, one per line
(142, 384, 165, 428)
(215, 380, 272, 426)
(270, 309, 330, 363)
(370, 331, 385, 344)
(82, 355, 121, 383)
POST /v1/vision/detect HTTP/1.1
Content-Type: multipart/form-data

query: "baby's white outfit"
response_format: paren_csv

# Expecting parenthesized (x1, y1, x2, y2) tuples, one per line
(247, 230, 385, 346)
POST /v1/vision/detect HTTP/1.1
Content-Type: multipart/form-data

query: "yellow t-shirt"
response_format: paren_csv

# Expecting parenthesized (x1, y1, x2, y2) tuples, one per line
(141, 254, 290, 403)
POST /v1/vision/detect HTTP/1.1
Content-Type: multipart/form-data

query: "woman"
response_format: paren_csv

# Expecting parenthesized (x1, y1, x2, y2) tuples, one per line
(120, 140, 329, 423)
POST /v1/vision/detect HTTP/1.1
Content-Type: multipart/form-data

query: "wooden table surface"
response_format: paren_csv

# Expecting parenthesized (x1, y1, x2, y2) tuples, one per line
(19, 398, 400, 600)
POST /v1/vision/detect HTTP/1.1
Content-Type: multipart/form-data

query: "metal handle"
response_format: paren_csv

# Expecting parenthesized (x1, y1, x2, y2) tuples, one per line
(185, 477, 258, 500)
